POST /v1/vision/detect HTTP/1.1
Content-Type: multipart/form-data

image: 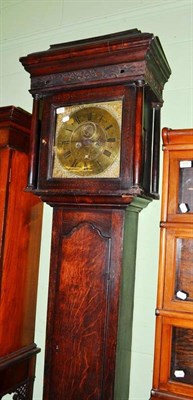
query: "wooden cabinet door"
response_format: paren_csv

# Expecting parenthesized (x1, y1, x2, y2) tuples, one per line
(43, 208, 124, 400)
(158, 316, 193, 398)
(0, 148, 42, 356)
(167, 150, 193, 222)
(163, 227, 193, 314)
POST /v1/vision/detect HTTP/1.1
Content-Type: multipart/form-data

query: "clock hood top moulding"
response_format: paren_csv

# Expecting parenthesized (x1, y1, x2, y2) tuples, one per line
(20, 29, 171, 102)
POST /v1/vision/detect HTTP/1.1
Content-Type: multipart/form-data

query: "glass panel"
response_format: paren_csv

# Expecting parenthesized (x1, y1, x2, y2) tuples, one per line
(175, 238, 193, 301)
(171, 327, 193, 385)
(178, 161, 193, 213)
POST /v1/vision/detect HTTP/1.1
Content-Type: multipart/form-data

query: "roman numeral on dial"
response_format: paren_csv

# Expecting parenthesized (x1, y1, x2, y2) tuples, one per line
(71, 159, 78, 168)
(105, 124, 113, 130)
(74, 115, 81, 124)
(103, 149, 112, 157)
(107, 138, 116, 142)
(63, 150, 71, 159)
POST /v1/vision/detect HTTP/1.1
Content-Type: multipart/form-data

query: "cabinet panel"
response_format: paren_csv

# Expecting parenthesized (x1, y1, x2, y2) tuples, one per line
(0, 149, 42, 356)
(178, 161, 193, 213)
(0, 148, 10, 282)
(163, 228, 193, 313)
(51, 223, 111, 398)
(167, 151, 193, 222)
(175, 238, 193, 301)
(159, 316, 193, 398)
(171, 326, 193, 385)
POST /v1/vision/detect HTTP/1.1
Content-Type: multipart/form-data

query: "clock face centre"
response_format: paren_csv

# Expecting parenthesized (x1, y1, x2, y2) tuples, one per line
(79, 121, 96, 138)
(72, 121, 106, 161)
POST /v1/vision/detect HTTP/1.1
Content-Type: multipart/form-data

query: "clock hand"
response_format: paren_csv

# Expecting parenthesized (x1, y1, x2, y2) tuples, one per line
(60, 138, 116, 145)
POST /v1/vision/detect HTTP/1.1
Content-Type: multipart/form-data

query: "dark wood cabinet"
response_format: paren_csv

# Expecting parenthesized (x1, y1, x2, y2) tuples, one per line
(151, 128, 193, 400)
(20, 29, 171, 399)
(0, 106, 43, 399)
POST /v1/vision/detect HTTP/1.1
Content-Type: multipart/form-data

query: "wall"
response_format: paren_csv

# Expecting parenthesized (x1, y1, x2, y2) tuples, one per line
(0, 1, 192, 399)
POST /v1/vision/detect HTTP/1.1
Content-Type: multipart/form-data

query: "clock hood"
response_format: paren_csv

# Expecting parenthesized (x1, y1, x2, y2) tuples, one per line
(20, 29, 171, 102)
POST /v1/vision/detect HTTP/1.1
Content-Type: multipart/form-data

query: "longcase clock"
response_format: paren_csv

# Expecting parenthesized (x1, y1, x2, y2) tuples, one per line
(0, 106, 43, 399)
(20, 29, 171, 400)
(151, 128, 193, 400)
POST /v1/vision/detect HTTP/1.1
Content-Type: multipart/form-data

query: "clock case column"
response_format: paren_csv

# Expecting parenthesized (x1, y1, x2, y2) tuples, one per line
(19, 29, 171, 399)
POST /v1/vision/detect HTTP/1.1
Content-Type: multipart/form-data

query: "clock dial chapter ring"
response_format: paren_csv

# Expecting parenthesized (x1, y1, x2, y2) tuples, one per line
(55, 106, 121, 177)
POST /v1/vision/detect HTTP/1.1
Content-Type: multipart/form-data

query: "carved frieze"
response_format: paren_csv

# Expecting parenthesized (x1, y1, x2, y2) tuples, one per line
(31, 62, 145, 93)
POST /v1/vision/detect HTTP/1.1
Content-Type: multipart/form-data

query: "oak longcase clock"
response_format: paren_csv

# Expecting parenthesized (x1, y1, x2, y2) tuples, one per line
(20, 29, 171, 400)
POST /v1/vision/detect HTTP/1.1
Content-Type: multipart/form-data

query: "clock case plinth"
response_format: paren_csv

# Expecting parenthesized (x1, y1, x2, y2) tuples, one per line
(20, 29, 171, 400)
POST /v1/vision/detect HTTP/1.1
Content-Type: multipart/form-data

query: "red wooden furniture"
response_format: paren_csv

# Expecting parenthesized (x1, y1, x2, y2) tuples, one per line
(151, 128, 193, 400)
(0, 106, 43, 399)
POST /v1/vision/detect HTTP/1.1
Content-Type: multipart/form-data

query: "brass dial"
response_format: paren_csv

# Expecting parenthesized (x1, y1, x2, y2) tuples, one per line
(54, 103, 121, 177)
